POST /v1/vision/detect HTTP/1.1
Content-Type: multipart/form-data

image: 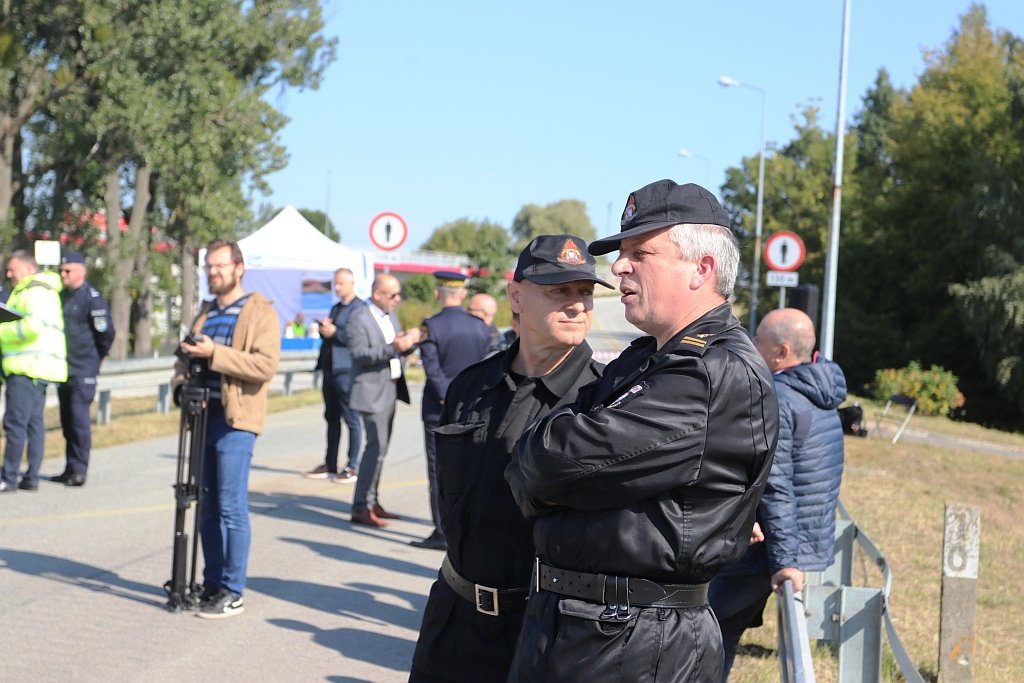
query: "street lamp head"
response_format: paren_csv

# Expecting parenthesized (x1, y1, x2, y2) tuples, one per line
(678, 148, 693, 158)
(718, 75, 740, 88)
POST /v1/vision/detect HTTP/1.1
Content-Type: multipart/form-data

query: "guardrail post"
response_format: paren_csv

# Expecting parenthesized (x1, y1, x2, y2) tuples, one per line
(938, 503, 980, 683)
(97, 390, 112, 425)
(157, 384, 170, 414)
(283, 372, 293, 396)
(822, 520, 855, 587)
(838, 587, 883, 683)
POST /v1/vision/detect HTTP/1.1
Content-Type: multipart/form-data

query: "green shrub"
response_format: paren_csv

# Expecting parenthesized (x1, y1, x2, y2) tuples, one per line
(873, 361, 966, 417)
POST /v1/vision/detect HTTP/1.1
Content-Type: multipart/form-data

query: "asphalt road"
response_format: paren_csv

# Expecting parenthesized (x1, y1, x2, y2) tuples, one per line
(0, 295, 640, 683)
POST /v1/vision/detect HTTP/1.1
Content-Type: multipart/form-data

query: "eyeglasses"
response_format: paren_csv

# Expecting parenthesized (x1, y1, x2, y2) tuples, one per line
(378, 291, 401, 300)
(59, 268, 74, 274)
(203, 261, 236, 272)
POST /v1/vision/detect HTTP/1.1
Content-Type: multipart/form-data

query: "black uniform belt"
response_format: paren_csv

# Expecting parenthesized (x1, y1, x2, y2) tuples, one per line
(535, 558, 709, 609)
(441, 555, 529, 617)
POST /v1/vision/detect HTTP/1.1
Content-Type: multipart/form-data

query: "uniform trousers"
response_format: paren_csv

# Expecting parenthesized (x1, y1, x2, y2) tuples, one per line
(58, 376, 98, 476)
(421, 414, 444, 540)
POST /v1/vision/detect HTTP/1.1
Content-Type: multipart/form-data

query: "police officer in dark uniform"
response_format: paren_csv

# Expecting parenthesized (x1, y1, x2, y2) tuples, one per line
(51, 251, 115, 487)
(505, 181, 780, 683)
(409, 271, 492, 551)
(409, 235, 611, 683)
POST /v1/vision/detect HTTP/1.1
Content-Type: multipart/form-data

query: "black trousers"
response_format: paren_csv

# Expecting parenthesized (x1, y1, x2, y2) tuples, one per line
(58, 377, 97, 475)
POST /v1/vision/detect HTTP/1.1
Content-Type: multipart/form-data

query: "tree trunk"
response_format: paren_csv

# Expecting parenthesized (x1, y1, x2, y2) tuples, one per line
(106, 163, 151, 359)
(0, 120, 16, 234)
(132, 217, 154, 357)
(180, 237, 198, 329)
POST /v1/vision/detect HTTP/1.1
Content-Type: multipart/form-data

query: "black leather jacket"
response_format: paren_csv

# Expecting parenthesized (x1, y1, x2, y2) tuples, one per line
(508, 303, 779, 584)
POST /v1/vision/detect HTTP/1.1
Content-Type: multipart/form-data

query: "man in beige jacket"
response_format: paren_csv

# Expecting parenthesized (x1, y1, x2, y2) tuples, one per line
(172, 239, 280, 619)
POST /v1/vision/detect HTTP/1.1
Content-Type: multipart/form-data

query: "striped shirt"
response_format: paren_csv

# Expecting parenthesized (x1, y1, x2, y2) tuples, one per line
(200, 294, 251, 400)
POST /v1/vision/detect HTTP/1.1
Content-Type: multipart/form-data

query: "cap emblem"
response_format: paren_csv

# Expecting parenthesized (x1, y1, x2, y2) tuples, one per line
(621, 194, 637, 224)
(557, 239, 586, 266)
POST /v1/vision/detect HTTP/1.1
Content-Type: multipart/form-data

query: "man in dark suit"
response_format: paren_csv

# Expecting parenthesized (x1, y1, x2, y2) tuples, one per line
(304, 267, 366, 483)
(410, 271, 492, 551)
(348, 273, 422, 528)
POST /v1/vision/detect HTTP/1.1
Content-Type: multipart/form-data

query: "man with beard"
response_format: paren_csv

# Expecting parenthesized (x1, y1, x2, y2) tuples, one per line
(505, 180, 779, 682)
(173, 239, 280, 618)
(410, 234, 611, 682)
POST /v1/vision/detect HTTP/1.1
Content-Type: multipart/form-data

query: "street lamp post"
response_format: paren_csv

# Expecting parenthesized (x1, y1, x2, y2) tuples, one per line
(719, 75, 767, 335)
(677, 148, 711, 188)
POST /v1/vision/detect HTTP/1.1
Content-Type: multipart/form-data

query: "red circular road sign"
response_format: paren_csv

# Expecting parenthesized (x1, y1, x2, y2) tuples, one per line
(369, 212, 408, 251)
(763, 231, 805, 272)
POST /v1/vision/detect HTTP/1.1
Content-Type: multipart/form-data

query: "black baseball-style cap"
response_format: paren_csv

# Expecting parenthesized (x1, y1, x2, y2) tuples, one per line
(61, 251, 87, 265)
(513, 234, 613, 289)
(588, 179, 730, 256)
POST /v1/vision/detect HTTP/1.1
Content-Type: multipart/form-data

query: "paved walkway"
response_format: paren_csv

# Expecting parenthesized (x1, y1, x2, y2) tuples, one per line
(1, 387, 439, 683)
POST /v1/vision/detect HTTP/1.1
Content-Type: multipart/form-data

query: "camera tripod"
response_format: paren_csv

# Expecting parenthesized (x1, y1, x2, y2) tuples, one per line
(164, 364, 210, 612)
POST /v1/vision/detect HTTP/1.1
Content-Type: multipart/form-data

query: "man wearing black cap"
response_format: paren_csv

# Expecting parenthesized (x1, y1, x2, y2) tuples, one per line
(409, 271, 492, 551)
(505, 180, 779, 682)
(410, 234, 611, 683)
(51, 251, 115, 487)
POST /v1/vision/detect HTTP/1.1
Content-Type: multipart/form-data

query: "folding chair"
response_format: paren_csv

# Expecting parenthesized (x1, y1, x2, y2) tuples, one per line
(874, 395, 917, 444)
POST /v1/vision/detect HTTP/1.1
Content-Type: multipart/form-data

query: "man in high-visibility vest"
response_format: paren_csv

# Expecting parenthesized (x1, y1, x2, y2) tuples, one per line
(0, 250, 68, 493)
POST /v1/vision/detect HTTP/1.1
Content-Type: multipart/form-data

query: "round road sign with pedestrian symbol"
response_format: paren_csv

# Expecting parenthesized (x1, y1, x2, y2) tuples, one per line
(763, 231, 805, 272)
(369, 212, 408, 251)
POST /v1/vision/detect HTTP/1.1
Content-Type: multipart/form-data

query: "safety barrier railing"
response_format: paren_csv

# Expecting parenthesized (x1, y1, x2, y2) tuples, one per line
(779, 499, 925, 683)
(94, 350, 320, 424)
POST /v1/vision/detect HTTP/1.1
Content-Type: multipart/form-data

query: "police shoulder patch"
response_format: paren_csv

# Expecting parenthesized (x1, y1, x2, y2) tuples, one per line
(94, 316, 109, 332)
(606, 381, 649, 409)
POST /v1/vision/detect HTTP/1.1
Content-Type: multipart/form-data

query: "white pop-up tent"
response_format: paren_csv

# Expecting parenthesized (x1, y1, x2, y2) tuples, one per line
(201, 205, 375, 335)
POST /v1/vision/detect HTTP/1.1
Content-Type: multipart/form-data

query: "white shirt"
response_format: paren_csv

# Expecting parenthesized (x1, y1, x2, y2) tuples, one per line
(368, 302, 401, 379)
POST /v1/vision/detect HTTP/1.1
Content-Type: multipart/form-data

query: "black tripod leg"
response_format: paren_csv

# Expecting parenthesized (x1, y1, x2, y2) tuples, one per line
(165, 385, 209, 612)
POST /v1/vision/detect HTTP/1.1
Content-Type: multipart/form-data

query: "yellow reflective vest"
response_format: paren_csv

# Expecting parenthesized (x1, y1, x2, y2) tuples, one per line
(0, 270, 68, 383)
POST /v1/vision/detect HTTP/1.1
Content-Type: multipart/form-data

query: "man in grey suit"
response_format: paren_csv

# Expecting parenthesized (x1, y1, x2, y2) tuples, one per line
(348, 273, 423, 527)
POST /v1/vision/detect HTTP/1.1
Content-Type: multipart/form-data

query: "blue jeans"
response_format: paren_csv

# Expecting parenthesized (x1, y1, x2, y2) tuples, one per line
(200, 410, 256, 595)
(2, 375, 48, 487)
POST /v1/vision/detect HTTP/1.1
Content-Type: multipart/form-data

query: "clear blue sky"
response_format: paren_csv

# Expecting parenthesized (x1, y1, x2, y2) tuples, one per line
(260, 1, 1024, 253)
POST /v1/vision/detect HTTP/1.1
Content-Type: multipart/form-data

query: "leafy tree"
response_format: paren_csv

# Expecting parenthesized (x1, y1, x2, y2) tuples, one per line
(510, 199, 596, 251)
(298, 208, 338, 241)
(19, 0, 335, 357)
(421, 218, 514, 294)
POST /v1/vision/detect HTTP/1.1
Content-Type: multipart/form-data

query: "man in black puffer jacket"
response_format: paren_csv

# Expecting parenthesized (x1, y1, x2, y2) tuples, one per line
(709, 307, 847, 680)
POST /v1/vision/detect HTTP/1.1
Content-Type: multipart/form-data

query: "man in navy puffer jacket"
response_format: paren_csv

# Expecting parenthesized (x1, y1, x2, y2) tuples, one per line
(709, 308, 847, 680)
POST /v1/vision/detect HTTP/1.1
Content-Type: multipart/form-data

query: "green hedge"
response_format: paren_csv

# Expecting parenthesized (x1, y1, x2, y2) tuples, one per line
(873, 361, 966, 417)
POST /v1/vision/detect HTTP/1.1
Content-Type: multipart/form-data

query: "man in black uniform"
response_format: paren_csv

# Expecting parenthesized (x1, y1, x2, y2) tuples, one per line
(409, 235, 611, 682)
(50, 251, 115, 487)
(506, 180, 780, 683)
(409, 271, 492, 551)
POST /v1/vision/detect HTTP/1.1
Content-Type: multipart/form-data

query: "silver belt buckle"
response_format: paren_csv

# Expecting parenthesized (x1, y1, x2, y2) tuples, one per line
(534, 557, 541, 593)
(475, 584, 500, 616)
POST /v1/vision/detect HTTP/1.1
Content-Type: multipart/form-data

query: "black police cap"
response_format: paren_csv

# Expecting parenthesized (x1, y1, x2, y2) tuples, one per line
(588, 179, 730, 256)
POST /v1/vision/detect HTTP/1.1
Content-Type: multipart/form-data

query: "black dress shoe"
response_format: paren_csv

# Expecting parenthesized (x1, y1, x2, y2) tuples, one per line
(50, 472, 72, 483)
(409, 534, 447, 551)
(65, 473, 87, 487)
(17, 480, 39, 491)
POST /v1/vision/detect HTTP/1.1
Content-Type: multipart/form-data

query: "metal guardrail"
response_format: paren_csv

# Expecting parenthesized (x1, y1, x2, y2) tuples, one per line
(781, 498, 926, 683)
(95, 350, 320, 424)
